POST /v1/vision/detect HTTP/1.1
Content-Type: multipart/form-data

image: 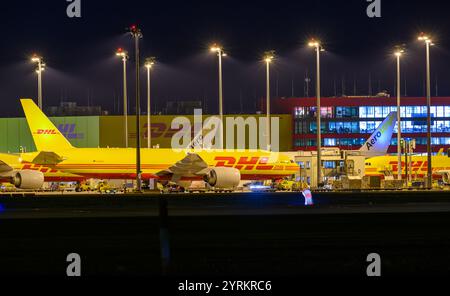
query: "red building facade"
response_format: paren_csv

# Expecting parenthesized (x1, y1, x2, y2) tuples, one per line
(272, 96, 450, 153)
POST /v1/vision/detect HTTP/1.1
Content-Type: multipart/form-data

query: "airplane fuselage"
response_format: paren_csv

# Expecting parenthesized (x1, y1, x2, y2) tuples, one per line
(365, 155, 450, 179)
(20, 148, 299, 181)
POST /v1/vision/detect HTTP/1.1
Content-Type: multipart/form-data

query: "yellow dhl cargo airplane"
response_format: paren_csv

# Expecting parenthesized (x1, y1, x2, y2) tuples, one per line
(19, 98, 299, 188)
(365, 153, 450, 184)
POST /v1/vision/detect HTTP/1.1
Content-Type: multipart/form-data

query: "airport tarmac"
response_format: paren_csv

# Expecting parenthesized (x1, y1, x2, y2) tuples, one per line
(1, 190, 450, 218)
(1, 191, 450, 276)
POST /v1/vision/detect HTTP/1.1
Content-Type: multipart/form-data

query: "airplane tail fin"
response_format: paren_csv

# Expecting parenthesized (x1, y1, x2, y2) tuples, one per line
(20, 98, 74, 151)
(358, 111, 397, 156)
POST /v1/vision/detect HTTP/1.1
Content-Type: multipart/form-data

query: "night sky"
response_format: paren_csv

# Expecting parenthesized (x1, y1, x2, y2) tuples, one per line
(1, 0, 449, 116)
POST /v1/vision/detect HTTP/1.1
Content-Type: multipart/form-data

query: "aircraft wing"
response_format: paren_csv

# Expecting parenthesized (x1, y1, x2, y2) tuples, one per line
(0, 160, 13, 173)
(156, 153, 210, 182)
(31, 151, 64, 165)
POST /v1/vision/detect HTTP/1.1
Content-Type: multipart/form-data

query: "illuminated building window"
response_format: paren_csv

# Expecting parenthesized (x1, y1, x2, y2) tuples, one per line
(437, 106, 444, 117)
(309, 122, 326, 133)
(294, 107, 305, 118)
(324, 138, 336, 146)
(336, 107, 358, 118)
(374, 106, 383, 118)
(321, 107, 333, 118)
(323, 161, 336, 169)
(367, 106, 375, 118)
(359, 107, 367, 118)
(445, 106, 450, 117)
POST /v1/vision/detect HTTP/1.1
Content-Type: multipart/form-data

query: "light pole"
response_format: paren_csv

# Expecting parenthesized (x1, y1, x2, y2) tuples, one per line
(395, 47, 404, 181)
(418, 33, 434, 189)
(31, 54, 45, 110)
(308, 39, 325, 188)
(210, 44, 227, 149)
(145, 57, 156, 149)
(263, 51, 275, 151)
(130, 24, 143, 192)
(116, 48, 129, 147)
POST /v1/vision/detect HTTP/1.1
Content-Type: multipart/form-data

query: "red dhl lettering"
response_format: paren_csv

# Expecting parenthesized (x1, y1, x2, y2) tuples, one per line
(412, 161, 424, 172)
(21, 163, 58, 173)
(235, 157, 259, 170)
(213, 156, 276, 171)
(389, 160, 430, 173)
(35, 129, 57, 135)
(214, 156, 236, 167)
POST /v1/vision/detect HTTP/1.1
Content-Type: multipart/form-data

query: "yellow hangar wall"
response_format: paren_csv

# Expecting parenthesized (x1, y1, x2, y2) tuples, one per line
(99, 114, 293, 151)
(0, 114, 292, 153)
(0, 117, 100, 153)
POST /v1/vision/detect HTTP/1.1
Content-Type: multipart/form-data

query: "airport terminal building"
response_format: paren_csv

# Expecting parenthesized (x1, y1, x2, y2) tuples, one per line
(273, 96, 450, 154)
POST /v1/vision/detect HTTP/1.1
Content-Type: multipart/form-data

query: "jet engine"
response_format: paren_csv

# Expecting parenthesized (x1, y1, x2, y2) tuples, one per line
(203, 167, 241, 189)
(12, 170, 44, 189)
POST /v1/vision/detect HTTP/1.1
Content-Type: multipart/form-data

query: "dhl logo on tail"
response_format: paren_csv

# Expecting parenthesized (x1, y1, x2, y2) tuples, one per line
(33, 129, 58, 135)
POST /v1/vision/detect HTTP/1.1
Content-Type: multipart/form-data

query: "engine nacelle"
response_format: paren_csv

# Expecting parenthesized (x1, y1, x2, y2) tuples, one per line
(203, 167, 241, 189)
(12, 170, 44, 189)
(442, 172, 450, 185)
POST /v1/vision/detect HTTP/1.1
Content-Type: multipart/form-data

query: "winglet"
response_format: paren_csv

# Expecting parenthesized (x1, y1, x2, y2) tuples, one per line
(358, 111, 397, 156)
(20, 98, 74, 151)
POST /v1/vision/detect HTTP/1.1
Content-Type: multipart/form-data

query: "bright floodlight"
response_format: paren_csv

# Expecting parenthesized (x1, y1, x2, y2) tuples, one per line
(394, 48, 404, 57)
(145, 57, 156, 69)
(418, 32, 433, 44)
(129, 24, 142, 38)
(31, 54, 41, 62)
(308, 39, 320, 47)
(210, 43, 221, 52)
(31, 55, 45, 71)
(116, 48, 128, 59)
(263, 50, 275, 63)
(210, 43, 226, 56)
